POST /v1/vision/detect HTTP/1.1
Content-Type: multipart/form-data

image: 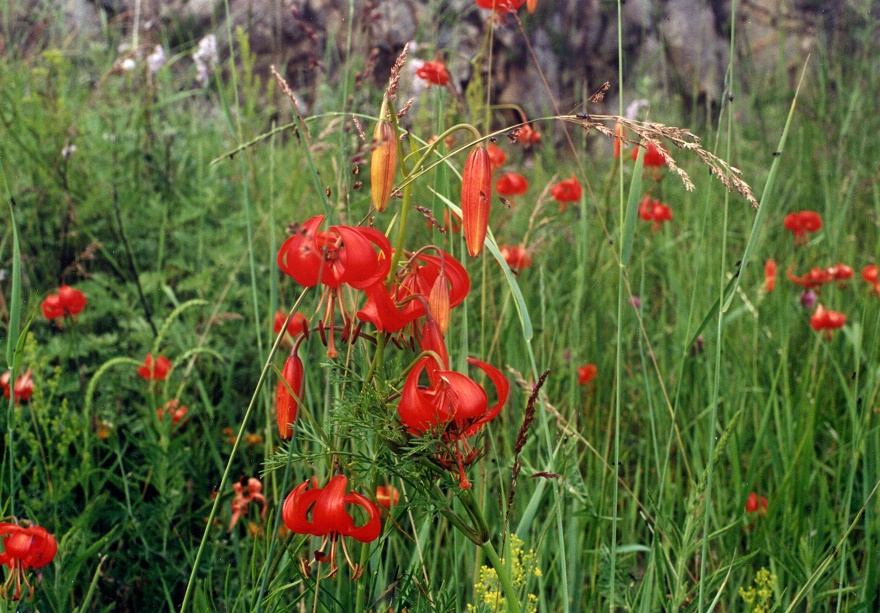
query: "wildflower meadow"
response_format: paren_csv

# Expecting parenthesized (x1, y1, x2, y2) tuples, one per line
(2, 1, 880, 611)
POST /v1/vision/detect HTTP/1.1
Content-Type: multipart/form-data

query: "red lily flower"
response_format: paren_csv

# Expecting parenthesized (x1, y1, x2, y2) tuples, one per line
(577, 364, 597, 385)
(156, 399, 189, 426)
(487, 143, 506, 169)
(551, 175, 582, 212)
(764, 259, 777, 293)
(475, 0, 524, 14)
(638, 196, 672, 227)
(862, 264, 880, 297)
(229, 477, 268, 531)
(462, 145, 493, 257)
(745, 492, 768, 516)
(810, 304, 846, 338)
(783, 211, 822, 246)
(786, 266, 833, 289)
(500, 244, 532, 271)
(517, 124, 541, 145)
(2, 370, 33, 403)
(273, 310, 308, 338)
(398, 356, 509, 488)
(277, 352, 304, 440)
(826, 263, 853, 281)
(376, 485, 400, 508)
(416, 60, 451, 86)
(357, 249, 469, 334)
(495, 172, 529, 197)
(138, 354, 172, 381)
(278, 215, 392, 290)
(41, 285, 86, 324)
(632, 142, 666, 167)
(282, 475, 381, 578)
(0, 522, 57, 601)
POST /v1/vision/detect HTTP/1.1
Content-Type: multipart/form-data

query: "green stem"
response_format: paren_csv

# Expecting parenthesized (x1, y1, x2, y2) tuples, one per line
(480, 540, 522, 613)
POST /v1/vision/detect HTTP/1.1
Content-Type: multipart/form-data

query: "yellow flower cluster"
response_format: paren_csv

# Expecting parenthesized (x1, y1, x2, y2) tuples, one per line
(739, 567, 776, 613)
(467, 535, 541, 613)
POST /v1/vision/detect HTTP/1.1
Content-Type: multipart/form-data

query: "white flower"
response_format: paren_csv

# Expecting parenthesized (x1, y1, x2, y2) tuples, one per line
(121, 58, 136, 72)
(193, 34, 218, 86)
(147, 45, 166, 74)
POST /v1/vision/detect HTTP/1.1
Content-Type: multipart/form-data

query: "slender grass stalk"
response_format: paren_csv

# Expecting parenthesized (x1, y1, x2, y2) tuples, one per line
(2, 162, 21, 518)
(610, 1, 626, 607)
(698, 3, 737, 608)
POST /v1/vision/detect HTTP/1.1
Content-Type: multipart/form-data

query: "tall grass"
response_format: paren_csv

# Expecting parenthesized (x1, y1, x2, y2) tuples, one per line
(1, 3, 880, 612)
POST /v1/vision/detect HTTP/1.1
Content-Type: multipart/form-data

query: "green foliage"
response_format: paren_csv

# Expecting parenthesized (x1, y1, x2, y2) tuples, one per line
(1, 5, 880, 612)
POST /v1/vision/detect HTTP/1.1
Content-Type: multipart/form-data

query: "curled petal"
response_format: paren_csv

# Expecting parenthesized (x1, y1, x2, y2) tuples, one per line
(342, 491, 382, 542)
(461, 358, 509, 436)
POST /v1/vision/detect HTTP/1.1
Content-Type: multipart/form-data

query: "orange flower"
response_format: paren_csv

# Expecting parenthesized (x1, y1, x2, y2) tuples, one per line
(764, 259, 777, 293)
(745, 492, 768, 516)
(1, 370, 33, 404)
(156, 399, 189, 426)
(495, 172, 528, 197)
(273, 310, 308, 338)
(229, 477, 268, 532)
(577, 364, 597, 385)
(632, 142, 666, 167)
(461, 145, 493, 257)
(487, 143, 506, 169)
(376, 485, 400, 508)
(415, 60, 451, 86)
(517, 124, 541, 145)
(862, 264, 880, 297)
(826, 263, 853, 281)
(500, 244, 532, 271)
(786, 266, 832, 289)
(783, 211, 822, 246)
(0, 521, 57, 600)
(138, 354, 172, 381)
(809, 304, 846, 338)
(475, 0, 525, 14)
(550, 175, 582, 212)
(637, 196, 672, 227)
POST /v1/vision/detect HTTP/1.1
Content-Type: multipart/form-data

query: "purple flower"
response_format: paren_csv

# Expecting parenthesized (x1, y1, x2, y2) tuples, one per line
(800, 290, 817, 310)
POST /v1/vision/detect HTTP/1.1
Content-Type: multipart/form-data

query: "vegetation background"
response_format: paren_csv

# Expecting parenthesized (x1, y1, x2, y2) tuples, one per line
(1, 0, 880, 611)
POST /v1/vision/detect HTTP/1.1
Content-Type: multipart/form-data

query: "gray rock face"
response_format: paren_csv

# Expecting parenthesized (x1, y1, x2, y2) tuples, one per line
(23, 0, 874, 117)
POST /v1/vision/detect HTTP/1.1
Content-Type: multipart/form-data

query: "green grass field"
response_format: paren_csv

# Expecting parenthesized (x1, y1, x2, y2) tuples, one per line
(2, 2, 880, 611)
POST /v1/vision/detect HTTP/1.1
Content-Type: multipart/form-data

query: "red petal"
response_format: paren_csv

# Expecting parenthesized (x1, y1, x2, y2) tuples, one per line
(342, 491, 382, 542)
(461, 358, 509, 436)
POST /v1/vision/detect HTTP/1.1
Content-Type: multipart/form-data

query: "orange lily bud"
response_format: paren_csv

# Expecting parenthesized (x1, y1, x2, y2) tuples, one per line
(371, 119, 397, 212)
(527, 0, 537, 13)
(428, 274, 451, 335)
(461, 145, 492, 257)
(277, 353, 304, 440)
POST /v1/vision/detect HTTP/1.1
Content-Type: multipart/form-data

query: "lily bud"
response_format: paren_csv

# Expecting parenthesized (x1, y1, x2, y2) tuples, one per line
(370, 120, 397, 212)
(277, 353, 304, 439)
(428, 274, 451, 335)
(461, 145, 492, 256)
